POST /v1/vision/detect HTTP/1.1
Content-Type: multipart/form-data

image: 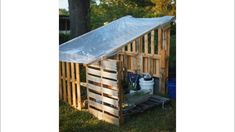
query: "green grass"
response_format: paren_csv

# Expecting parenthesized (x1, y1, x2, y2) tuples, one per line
(59, 100, 176, 132)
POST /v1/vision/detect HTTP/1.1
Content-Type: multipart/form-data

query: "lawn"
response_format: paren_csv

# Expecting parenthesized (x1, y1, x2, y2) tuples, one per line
(59, 100, 176, 132)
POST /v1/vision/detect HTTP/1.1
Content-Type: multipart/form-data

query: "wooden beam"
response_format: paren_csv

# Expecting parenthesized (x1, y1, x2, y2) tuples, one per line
(76, 63, 82, 110)
(61, 62, 67, 102)
(59, 62, 62, 99)
(151, 31, 155, 55)
(127, 43, 131, 52)
(66, 62, 72, 105)
(144, 34, 148, 54)
(71, 62, 76, 107)
(132, 40, 136, 53)
(158, 29, 162, 54)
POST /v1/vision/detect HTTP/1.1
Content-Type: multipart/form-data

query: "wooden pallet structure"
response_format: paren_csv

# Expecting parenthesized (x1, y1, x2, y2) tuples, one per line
(59, 17, 174, 126)
(123, 95, 170, 117)
(86, 60, 124, 125)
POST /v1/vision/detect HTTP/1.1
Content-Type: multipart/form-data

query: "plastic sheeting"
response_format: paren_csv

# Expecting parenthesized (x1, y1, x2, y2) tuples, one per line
(59, 15, 175, 64)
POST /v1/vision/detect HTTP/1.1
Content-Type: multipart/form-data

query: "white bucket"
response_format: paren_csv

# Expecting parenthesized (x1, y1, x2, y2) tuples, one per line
(139, 78, 154, 94)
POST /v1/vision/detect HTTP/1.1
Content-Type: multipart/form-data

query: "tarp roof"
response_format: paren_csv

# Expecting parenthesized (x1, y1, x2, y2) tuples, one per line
(59, 15, 175, 64)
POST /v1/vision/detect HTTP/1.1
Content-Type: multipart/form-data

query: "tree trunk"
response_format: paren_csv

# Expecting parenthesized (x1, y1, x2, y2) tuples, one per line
(68, 0, 90, 39)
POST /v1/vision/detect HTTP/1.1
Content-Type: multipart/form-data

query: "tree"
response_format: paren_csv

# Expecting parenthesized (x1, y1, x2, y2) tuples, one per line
(68, 0, 90, 39)
(150, 0, 176, 16)
(59, 9, 69, 16)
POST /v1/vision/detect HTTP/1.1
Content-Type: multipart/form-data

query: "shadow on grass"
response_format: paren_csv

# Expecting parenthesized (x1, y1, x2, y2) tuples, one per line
(59, 100, 176, 132)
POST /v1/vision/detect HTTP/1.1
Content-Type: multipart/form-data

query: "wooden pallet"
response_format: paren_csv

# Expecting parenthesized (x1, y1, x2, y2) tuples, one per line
(123, 95, 170, 117)
(86, 59, 124, 126)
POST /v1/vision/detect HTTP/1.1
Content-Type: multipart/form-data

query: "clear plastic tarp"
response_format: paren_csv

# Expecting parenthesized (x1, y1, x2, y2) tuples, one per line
(59, 15, 175, 64)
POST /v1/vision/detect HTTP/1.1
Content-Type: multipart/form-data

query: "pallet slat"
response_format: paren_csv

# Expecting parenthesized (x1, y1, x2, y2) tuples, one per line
(89, 100, 119, 116)
(66, 62, 72, 105)
(76, 63, 81, 110)
(144, 34, 148, 54)
(87, 67, 117, 80)
(87, 74, 118, 89)
(61, 62, 67, 101)
(88, 91, 119, 107)
(89, 106, 120, 126)
(87, 83, 118, 97)
(59, 62, 62, 99)
(71, 62, 76, 107)
(151, 30, 155, 54)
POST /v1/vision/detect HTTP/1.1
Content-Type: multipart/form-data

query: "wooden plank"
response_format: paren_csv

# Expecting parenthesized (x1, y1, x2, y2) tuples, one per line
(137, 54, 143, 73)
(88, 83, 118, 97)
(89, 107, 120, 126)
(163, 30, 167, 50)
(132, 40, 136, 52)
(89, 63, 100, 69)
(87, 83, 101, 92)
(86, 66, 90, 110)
(117, 61, 124, 125)
(142, 54, 160, 59)
(87, 67, 101, 76)
(89, 100, 102, 110)
(151, 30, 155, 54)
(127, 43, 131, 52)
(139, 37, 143, 53)
(158, 28, 162, 54)
(149, 58, 153, 75)
(71, 62, 76, 107)
(160, 50, 166, 68)
(59, 62, 62, 99)
(87, 74, 117, 90)
(66, 62, 72, 105)
(87, 67, 117, 80)
(87, 74, 101, 83)
(156, 60, 160, 77)
(144, 34, 148, 54)
(102, 71, 117, 80)
(102, 87, 118, 98)
(102, 78, 118, 89)
(101, 60, 117, 71)
(61, 62, 67, 101)
(167, 29, 171, 56)
(144, 57, 147, 73)
(76, 63, 81, 110)
(88, 92, 119, 107)
(87, 75, 118, 89)
(89, 100, 119, 116)
(122, 47, 125, 52)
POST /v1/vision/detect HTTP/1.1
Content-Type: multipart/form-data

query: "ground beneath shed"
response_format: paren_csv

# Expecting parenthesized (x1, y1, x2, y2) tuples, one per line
(59, 99, 176, 132)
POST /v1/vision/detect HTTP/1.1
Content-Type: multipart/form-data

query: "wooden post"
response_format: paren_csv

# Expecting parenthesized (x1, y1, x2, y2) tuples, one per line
(158, 29, 162, 54)
(127, 43, 131, 52)
(144, 34, 148, 54)
(59, 62, 62, 99)
(61, 62, 67, 101)
(132, 40, 136, 53)
(71, 62, 77, 107)
(66, 62, 72, 105)
(137, 37, 143, 73)
(118, 61, 124, 125)
(151, 31, 155, 55)
(76, 63, 82, 110)
(100, 61, 105, 116)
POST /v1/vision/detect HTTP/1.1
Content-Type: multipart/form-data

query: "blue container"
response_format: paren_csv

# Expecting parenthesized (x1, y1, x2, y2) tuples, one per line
(167, 78, 176, 99)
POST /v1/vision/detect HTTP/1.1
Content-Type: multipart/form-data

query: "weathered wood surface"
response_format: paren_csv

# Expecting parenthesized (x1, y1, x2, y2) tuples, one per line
(87, 59, 123, 126)
(59, 61, 83, 110)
